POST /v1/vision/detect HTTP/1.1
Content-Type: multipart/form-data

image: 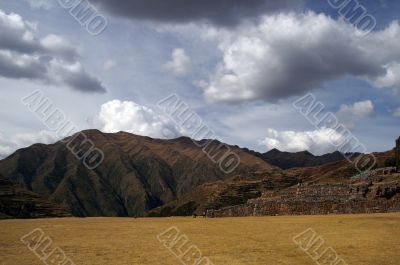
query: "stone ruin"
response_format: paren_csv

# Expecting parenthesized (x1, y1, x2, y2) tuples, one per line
(205, 137, 400, 218)
(351, 167, 396, 181)
(206, 180, 400, 218)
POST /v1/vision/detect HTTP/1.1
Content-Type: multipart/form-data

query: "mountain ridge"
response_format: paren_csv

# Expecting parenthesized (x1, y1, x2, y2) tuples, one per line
(0, 130, 273, 217)
(243, 147, 356, 170)
(0, 129, 389, 218)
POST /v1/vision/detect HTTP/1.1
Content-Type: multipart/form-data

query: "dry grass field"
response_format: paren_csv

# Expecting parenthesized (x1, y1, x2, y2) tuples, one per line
(1, 213, 399, 265)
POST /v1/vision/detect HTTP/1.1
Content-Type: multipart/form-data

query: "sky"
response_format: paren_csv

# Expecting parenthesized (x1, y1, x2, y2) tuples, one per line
(0, 0, 399, 159)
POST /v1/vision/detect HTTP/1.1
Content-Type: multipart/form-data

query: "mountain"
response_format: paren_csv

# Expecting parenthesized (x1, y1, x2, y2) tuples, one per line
(0, 130, 273, 217)
(0, 175, 70, 219)
(256, 148, 354, 169)
(0, 129, 394, 218)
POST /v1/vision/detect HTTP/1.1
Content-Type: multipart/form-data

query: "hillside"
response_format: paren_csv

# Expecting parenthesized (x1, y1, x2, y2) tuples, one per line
(0, 130, 273, 217)
(148, 169, 299, 216)
(151, 150, 398, 216)
(0, 175, 70, 219)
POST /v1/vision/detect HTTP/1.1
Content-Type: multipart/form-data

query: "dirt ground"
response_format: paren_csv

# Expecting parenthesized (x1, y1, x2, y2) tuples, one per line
(1, 213, 399, 265)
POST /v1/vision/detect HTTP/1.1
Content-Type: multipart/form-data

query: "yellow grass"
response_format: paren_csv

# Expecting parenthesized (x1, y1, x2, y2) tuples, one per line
(1, 213, 399, 265)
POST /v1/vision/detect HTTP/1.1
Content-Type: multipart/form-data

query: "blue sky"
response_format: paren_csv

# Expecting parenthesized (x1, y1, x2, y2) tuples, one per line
(0, 0, 399, 158)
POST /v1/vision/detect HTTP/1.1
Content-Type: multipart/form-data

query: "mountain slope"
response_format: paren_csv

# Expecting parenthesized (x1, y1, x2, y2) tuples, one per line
(0, 175, 70, 219)
(0, 130, 273, 217)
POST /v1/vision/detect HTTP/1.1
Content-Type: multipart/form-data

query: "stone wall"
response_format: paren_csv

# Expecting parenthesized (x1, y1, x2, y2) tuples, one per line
(206, 182, 400, 218)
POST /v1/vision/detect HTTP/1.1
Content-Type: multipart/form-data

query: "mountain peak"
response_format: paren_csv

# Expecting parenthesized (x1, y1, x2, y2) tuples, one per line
(296, 150, 314, 156)
(266, 148, 281, 154)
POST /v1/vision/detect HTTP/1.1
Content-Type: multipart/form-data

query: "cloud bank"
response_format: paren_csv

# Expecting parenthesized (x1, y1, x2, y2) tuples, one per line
(89, 0, 303, 27)
(0, 9, 106, 93)
(196, 12, 400, 103)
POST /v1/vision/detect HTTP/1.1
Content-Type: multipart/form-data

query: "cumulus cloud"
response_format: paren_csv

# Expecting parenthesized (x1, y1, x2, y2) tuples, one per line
(0, 10, 40, 54)
(0, 131, 58, 159)
(371, 62, 400, 95)
(337, 100, 375, 118)
(0, 9, 106, 93)
(164, 48, 192, 76)
(195, 12, 400, 103)
(40, 34, 78, 61)
(259, 128, 346, 155)
(89, 0, 303, 27)
(96, 100, 181, 139)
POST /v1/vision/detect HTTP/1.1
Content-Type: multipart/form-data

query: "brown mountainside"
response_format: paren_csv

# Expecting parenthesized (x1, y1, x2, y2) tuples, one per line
(0, 130, 273, 217)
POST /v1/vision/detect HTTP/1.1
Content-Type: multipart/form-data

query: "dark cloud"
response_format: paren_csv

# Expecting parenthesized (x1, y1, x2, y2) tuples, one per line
(90, 0, 304, 26)
(200, 13, 400, 103)
(0, 11, 40, 54)
(62, 69, 107, 93)
(0, 31, 40, 55)
(0, 52, 46, 79)
(0, 9, 106, 94)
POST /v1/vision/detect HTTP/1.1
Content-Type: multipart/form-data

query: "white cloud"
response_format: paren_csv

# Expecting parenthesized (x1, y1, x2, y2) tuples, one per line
(393, 107, 400, 117)
(96, 100, 181, 139)
(0, 131, 58, 159)
(337, 100, 375, 118)
(195, 12, 400, 103)
(164, 48, 192, 76)
(371, 62, 400, 95)
(40, 34, 78, 61)
(259, 128, 345, 155)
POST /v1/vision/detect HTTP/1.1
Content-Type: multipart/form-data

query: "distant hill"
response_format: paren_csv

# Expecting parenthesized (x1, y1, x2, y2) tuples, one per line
(245, 148, 359, 170)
